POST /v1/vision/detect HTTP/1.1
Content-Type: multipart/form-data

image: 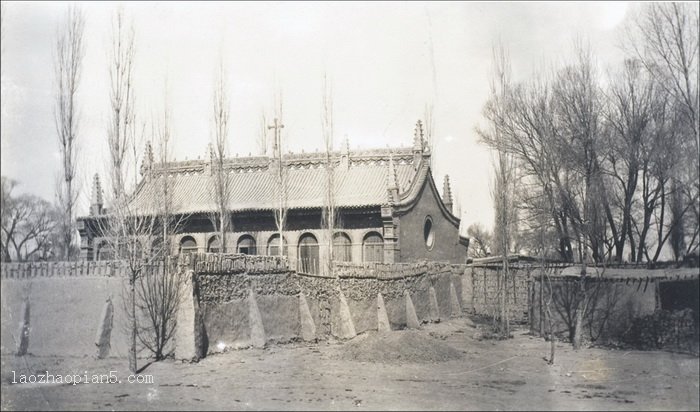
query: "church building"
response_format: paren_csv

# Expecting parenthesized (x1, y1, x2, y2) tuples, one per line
(77, 120, 469, 273)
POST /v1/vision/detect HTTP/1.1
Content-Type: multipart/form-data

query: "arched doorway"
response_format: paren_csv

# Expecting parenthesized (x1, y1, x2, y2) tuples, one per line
(179, 236, 198, 255)
(298, 233, 319, 274)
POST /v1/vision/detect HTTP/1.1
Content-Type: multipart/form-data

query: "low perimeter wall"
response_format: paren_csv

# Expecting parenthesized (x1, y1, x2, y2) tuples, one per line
(461, 262, 539, 323)
(1, 274, 131, 358)
(185, 257, 467, 358)
(0, 255, 469, 359)
(530, 268, 699, 352)
(1, 258, 197, 358)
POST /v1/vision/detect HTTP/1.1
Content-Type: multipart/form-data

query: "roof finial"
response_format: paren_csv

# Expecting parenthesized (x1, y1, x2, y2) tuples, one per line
(92, 173, 103, 205)
(140, 141, 154, 176)
(340, 134, 351, 169)
(206, 143, 216, 175)
(90, 173, 103, 215)
(413, 119, 424, 151)
(386, 154, 399, 203)
(387, 155, 398, 190)
(443, 174, 453, 213)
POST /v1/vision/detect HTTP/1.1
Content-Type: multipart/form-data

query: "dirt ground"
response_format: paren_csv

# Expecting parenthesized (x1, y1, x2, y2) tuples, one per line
(2, 317, 698, 411)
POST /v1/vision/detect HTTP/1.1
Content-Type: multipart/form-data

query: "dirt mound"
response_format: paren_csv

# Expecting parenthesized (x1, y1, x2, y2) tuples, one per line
(335, 330, 463, 364)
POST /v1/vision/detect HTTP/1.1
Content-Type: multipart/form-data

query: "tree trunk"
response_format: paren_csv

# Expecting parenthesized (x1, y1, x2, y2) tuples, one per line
(544, 286, 555, 364)
(219, 212, 226, 253)
(129, 280, 137, 373)
(572, 254, 586, 350)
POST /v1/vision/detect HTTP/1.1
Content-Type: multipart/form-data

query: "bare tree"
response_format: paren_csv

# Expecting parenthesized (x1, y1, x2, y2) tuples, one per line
(601, 59, 655, 262)
(477, 39, 611, 347)
(53, 5, 85, 260)
(1, 177, 60, 262)
(107, 8, 136, 203)
(542, 266, 556, 365)
(134, 258, 185, 360)
(208, 58, 232, 254)
(629, 3, 699, 260)
(152, 93, 178, 254)
(630, 3, 698, 151)
(321, 74, 336, 275)
(132, 114, 187, 359)
(636, 91, 675, 262)
(0, 176, 16, 262)
(479, 62, 577, 263)
(101, 7, 144, 373)
(466, 223, 491, 258)
(551, 42, 608, 349)
(107, 88, 189, 364)
(477, 42, 517, 338)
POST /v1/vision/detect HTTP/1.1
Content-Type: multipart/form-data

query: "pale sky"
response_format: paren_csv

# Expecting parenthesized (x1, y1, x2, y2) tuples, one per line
(1, 1, 635, 232)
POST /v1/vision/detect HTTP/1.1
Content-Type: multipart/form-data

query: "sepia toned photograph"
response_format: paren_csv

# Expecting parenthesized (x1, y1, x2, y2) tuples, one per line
(1, 1, 698, 410)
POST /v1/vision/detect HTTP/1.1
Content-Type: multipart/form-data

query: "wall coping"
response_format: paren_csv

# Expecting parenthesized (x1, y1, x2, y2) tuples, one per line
(332, 261, 460, 280)
(1, 253, 290, 280)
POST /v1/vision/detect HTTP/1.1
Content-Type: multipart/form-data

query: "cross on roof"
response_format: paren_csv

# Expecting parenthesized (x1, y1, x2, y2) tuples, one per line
(267, 118, 284, 155)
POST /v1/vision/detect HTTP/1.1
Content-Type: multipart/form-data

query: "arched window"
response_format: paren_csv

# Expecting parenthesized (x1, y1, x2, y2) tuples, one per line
(207, 236, 221, 253)
(424, 216, 435, 250)
(267, 234, 288, 256)
(363, 232, 384, 263)
(298, 233, 319, 274)
(95, 241, 112, 261)
(333, 232, 352, 262)
(179, 236, 198, 255)
(237, 235, 256, 255)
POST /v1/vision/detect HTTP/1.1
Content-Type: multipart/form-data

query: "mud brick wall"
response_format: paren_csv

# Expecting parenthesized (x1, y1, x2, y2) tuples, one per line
(331, 262, 462, 332)
(464, 264, 533, 323)
(0, 255, 468, 359)
(197, 271, 301, 348)
(0, 276, 131, 357)
(529, 273, 698, 348)
(196, 260, 467, 352)
(530, 277, 657, 343)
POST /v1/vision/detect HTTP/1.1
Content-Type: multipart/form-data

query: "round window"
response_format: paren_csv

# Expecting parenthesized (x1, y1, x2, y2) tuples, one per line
(424, 217, 435, 250)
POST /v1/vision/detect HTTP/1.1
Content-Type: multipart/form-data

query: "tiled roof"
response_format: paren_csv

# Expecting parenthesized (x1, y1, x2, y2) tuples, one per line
(127, 147, 426, 215)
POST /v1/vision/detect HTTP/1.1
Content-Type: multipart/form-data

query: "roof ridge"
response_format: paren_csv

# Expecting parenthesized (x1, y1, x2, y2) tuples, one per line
(154, 146, 417, 175)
